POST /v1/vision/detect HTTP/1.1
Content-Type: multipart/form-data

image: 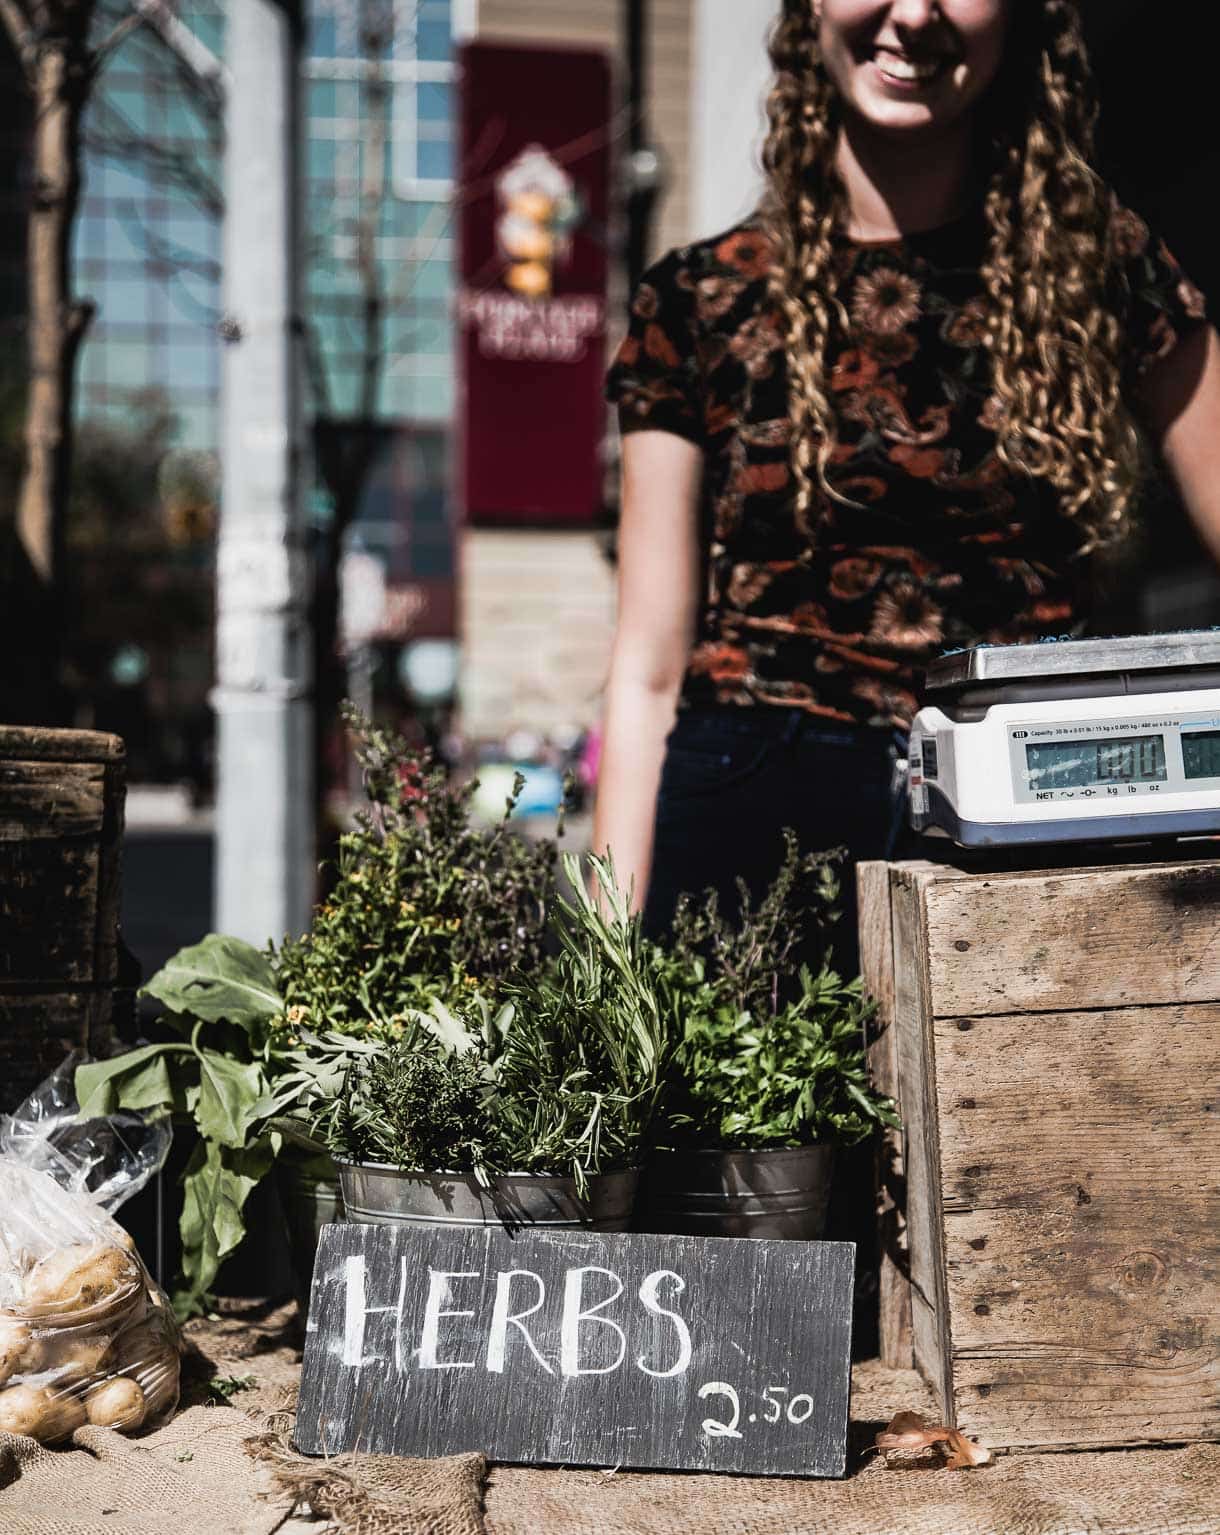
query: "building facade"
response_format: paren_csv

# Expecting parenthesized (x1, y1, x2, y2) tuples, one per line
(0, 0, 784, 759)
(459, 0, 777, 742)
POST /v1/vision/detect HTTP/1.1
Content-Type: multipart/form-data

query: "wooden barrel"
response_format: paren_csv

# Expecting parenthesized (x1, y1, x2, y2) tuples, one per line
(0, 725, 130, 1111)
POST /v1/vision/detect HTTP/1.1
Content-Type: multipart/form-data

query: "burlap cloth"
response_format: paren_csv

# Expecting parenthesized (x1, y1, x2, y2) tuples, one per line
(0, 1299, 485, 1535)
(3, 1299, 1218, 1534)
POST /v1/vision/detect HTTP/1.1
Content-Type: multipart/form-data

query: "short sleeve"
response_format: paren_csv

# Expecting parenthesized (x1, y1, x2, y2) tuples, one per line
(604, 248, 703, 444)
(1113, 206, 1208, 381)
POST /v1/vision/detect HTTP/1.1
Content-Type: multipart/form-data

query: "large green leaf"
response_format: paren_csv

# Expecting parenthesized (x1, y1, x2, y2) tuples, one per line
(142, 934, 282, 1025)
(75, 1045, 191, 1118)
(176, 1137, 278, 1317)
(195, 1048, 268, 1149)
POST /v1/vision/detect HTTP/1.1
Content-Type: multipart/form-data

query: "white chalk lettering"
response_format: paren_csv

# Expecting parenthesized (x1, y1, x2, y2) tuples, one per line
(342, 1254, 368, 1367)
(636, 1270, 693, 1379)
(419, 1269, 480, 1369)
(341, 1253, 397, 1367)
(560, 1266, 627, 1377)
(486, 1269, 553, 1375)
(394, 1256, 410, 1374)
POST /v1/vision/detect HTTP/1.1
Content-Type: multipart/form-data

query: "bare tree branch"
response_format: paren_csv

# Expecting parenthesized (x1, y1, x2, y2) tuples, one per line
(115, 201, 221, 283)
(0, 0, 37, 75)
(93, 9, 144, 66)
(130, 0, 227, 101)
(86, 93, 223, 215)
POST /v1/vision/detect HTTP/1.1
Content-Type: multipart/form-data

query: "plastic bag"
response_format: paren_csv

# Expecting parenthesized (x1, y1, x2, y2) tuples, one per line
(0, 1059, 180, 1445)
(0, 1051, 171, 1213)
(0, 1161, 181, 1442)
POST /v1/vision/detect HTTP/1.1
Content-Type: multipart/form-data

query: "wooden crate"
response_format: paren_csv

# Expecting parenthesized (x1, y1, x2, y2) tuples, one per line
(0, 725, 128, 1109)
(858, 855, 1220, 1452)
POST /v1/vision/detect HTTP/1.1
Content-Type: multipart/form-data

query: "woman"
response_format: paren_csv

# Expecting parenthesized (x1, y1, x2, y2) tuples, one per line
(595, 0, 1220, 972)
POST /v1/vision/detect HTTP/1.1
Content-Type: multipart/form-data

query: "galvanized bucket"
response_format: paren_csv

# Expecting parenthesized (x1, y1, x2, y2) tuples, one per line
(635, 1145, 834, 1239)
(337, 1160, 639, 1232)
(277, 1156, 344, 1303)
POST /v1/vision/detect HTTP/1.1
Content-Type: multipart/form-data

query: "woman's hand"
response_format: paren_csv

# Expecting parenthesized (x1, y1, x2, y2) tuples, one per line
(1143, 324, 1220, 565)
(591, 429, 703, 912)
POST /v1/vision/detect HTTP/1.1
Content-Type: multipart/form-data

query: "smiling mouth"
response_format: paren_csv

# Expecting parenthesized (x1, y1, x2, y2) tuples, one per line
(872, 49, 951, 86)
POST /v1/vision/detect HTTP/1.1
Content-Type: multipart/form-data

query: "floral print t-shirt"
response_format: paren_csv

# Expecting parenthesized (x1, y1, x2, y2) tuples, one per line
(604, 209, 1207, 729)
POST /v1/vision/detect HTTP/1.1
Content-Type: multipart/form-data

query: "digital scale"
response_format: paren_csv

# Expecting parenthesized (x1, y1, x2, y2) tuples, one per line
(908, 630, 1220, 847)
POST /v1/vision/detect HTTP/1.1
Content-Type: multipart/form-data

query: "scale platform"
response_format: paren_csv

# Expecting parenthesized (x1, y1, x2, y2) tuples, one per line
(909, 630, 1220, 848)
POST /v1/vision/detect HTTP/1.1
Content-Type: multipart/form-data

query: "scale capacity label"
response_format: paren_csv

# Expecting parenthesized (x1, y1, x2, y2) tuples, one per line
(1008, 712, 1220, 805)
(294, 1222, 855, 1478)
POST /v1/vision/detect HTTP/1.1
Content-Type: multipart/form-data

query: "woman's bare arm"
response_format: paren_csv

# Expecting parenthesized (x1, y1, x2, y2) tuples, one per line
(592, 429, 703, 911)
(1142, 324, 1220, 564)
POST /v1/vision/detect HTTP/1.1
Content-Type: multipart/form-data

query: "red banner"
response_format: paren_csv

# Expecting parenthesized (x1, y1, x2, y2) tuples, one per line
(457, 41, 611, 527)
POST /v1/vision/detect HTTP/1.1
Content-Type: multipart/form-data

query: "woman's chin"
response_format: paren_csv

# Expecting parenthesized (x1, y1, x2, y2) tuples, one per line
(844, 89, 964, 140)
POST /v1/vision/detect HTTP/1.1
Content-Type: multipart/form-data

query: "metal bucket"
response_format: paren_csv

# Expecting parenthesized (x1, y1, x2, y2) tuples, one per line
(635, 1145, 834, 1239)
(277, 1156, 345, 1303)
(337, 1160, 640, 1231)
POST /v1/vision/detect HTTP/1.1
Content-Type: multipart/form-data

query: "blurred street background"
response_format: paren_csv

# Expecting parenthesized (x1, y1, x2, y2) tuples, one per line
(0, 0, 1217, 976)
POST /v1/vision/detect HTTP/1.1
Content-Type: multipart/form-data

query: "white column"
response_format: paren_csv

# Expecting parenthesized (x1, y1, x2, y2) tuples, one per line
(213, 0, 314, 946)
(690, 0, 777, 240)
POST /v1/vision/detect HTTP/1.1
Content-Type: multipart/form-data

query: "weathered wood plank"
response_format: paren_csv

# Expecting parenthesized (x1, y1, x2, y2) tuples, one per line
(922, 861, 1220, 1017)
(933, 999, 1220, 1449)
(0, 991, 119, 1110)
(890, 865, 953, 1418)
(0, 728, 126, 1101)
(296, 1223, 857, 1478)
(0, 762, 106, 841)
(0, 839, 101, 982)
(0, 726, 124, 763)
(94, 760, 126, 985)
(858, 860, 912, 1370)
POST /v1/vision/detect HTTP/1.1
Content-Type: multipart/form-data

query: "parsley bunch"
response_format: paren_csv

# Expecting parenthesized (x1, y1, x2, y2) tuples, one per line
(658, 832, 900, 1150)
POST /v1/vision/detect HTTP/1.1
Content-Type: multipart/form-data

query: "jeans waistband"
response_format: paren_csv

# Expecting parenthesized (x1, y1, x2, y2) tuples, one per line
(673, 704, 906, 751)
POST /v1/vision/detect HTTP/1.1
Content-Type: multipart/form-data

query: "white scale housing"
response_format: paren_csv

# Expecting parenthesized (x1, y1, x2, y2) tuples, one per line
(908, 631, 1220, 847)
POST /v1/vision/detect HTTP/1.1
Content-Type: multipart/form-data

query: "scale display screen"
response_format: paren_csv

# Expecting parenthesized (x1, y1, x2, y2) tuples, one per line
(1025, 735, 1167, 789)
(1183, 730, 1220, 780)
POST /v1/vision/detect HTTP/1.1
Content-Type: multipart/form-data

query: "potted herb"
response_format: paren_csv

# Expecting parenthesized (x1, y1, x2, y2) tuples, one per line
(638, 835, 900, 1239)
(316, 855, 673, 1231)
(262, 708, 557, 1278)
(74, 708, 561, 1315)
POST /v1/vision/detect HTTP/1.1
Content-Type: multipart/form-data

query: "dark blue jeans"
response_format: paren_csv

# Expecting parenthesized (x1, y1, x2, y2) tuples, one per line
(641, 704, 913, 1358)
(642, 706, 912, 979)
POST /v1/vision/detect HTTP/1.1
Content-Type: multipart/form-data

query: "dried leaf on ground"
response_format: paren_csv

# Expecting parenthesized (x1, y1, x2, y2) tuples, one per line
(873, 1410, 993, 1470)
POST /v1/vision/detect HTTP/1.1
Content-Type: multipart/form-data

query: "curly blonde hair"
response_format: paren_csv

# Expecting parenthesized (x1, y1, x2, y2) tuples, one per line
(759, 0, 1139, 550)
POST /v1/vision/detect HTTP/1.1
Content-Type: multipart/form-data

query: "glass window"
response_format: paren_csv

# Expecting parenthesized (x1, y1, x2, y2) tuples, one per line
(164, 343, 214, 387)
(416, 17, 451, 63)
(103, 279, 151, 326)
(418, 81, 450, 123)
(309, 79, 337, 118)
(307, 138, 337, 180)
(106, 342, 151, 388)
(416, 138, 451, 182)
(310, 15, 336, 56)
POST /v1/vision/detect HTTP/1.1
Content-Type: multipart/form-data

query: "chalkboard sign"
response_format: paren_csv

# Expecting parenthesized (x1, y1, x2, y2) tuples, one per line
(294, 1222, 855, 1479)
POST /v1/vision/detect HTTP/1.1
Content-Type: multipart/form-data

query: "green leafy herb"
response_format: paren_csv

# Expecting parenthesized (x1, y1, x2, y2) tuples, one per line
(656, 833, 899, 1150)
(320, 854, 674, 1188)
(665, 965, 900, 1149)
(271, 706, 558, 1031)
